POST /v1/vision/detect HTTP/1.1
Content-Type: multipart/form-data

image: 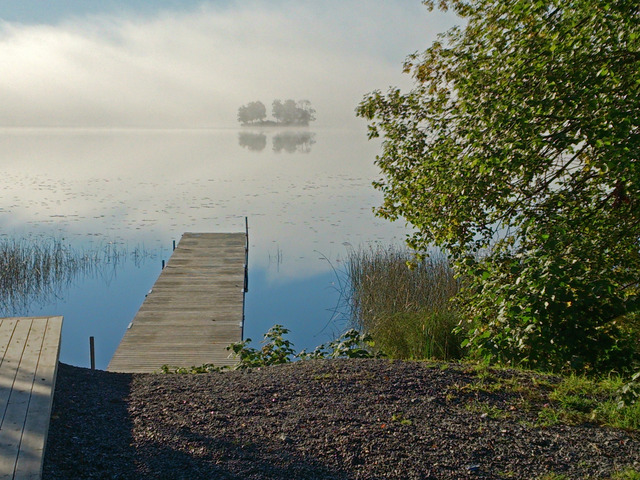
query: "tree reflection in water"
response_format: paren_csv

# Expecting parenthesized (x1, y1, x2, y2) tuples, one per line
(273, 131, 316, 153)
(238, 131, 316, 153)
(238, 132, 267, 152)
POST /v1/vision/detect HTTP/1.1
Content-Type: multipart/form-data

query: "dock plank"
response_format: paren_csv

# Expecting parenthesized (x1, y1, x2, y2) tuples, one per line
(108, 232, 247, 373)
(14, 319, 63, 480)
(0, 317, 62, 480)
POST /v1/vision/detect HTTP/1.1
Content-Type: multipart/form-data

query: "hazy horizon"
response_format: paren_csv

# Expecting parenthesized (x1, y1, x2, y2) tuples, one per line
(0, 1, 458, 129)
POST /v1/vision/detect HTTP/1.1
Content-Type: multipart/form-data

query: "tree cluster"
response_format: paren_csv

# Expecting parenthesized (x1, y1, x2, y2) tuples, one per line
(237, 101, 266, 125)
(358, 0, 640, 374)
(237, 99, 316, 126)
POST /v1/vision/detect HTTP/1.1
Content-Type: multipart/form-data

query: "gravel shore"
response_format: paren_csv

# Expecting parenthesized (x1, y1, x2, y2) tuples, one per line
(43, 359, 640, 479)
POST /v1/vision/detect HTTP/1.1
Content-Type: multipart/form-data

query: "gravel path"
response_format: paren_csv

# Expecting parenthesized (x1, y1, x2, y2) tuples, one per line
(43, 359, 640, 479)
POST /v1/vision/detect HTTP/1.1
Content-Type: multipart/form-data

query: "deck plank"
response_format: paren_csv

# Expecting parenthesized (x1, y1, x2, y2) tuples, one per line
(107, 232, 247, 373)
(0, 317, 62, 480)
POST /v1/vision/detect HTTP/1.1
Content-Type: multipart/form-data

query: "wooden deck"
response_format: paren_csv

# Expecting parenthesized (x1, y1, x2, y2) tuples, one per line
(107, 232, 248, 373)
(0, 316, 62, 480)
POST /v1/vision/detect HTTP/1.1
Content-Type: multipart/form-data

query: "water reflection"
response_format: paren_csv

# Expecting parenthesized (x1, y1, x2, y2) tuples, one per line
(237, 130, 316, 153)
(0, 128, 405, 279)
(0, 236, 153, 315)
(238, 132, 267, 152)
(273, 131, 316, 153)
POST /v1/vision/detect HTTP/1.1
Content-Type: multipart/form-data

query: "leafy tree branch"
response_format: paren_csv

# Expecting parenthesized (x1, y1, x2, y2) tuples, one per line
(357, 0, 640, 373)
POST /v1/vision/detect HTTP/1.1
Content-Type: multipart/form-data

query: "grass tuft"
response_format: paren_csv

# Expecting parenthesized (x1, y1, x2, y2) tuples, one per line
(345, 244, 462, 360)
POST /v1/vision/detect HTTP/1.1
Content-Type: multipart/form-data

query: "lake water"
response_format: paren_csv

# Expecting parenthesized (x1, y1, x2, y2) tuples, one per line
(0, 127, 409, 369)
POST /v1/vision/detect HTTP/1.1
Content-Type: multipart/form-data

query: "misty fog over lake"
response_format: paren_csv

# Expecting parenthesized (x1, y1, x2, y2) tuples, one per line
(0, 127, 409, 368)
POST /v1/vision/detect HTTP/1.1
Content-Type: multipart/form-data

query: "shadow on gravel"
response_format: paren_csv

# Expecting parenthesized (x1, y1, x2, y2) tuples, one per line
(43, 363, 138, 479)
(134, 434, 353, 480)
(43, 364, 351, 480)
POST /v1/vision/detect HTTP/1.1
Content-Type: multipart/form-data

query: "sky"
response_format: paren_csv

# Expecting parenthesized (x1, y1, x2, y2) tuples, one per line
(0, 1, 458, 128)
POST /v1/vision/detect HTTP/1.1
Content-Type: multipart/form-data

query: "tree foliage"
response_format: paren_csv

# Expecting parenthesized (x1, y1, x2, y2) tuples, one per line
(238, 99, 316, 126)
(357, 0, 640, 373)
(272, 99, 316, 125)
(237, 100, 267, 125)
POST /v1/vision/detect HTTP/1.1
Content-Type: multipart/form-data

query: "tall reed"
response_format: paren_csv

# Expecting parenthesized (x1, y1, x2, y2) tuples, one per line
(345, 244, 462, 360)
(0, 237, 149, 315)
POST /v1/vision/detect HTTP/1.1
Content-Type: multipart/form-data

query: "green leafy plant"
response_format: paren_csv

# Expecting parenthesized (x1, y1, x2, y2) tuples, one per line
(161, 325, 382, 373)
(357, 0, 640, 374)
(298, 329, 383, 360)
(226, 325, 384, 370)
(617, 369, 640, 408)
(160, 364, 221, 374)
(227, 324, 297, 369)
(459, 243, 639, 374)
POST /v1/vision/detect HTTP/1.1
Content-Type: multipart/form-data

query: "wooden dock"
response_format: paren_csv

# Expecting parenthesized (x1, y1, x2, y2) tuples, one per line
(107, 232, 248, 373)
(0, 316, 62, 480)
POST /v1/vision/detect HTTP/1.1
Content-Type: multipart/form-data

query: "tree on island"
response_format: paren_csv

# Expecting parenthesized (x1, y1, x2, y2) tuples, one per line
(237, 101, 267, 125)
(237, 99, 316, 126)
(357, 0, 640, 374)
(272, 99, 316, 126)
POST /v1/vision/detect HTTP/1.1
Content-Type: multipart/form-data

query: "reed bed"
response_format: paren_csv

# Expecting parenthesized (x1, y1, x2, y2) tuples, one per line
(345, 244, 462, 360)
(0, 237, 149, 315)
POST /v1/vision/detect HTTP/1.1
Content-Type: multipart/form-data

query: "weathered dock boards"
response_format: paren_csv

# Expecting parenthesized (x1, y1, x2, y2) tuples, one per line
(0, 316, 62, 480)
(107, 232, 248, 373)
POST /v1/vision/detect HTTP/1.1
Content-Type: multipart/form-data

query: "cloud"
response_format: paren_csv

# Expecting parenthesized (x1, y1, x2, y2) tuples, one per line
(0, 1, 457, 128)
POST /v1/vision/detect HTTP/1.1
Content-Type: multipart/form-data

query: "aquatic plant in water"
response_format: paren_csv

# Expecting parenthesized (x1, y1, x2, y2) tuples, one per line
(0, 236, 152, 315)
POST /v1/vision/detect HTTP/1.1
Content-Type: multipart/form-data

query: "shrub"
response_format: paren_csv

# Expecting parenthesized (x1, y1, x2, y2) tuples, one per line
(460, 239, 639, 374)
(227, 324, 297, 369)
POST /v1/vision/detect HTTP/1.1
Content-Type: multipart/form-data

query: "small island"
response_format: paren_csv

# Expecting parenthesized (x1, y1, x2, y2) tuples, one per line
(237, 99, 316, 126)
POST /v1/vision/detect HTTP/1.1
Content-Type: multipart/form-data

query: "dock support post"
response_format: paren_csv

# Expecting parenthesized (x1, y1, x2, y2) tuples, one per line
(242, 217, 249, 341)
(90, 336, 95, 370)
(244, 217, 249, 293)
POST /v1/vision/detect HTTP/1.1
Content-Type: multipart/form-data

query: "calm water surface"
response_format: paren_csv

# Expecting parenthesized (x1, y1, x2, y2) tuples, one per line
(0, 127, 408, 368)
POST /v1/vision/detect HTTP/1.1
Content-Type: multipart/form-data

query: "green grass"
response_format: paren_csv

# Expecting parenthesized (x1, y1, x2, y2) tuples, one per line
(537, 469, 640, 479)
(545, 374, 640, 430)
(464, 400, 510, 419)
(449, 363, 640, 431)
(610, 468, 640, 479)
(345, 244, 462, 360)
